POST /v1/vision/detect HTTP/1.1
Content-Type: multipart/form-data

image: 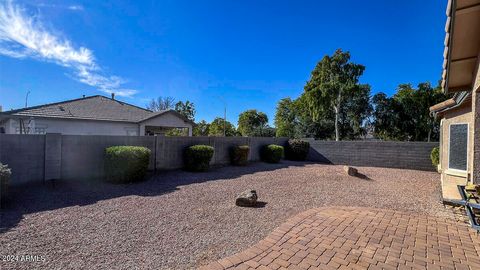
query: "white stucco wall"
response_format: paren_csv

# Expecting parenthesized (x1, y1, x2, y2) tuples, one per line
(139, 112, 193, 136)
(3, 112, 193, 136)
(7, 117, 139, 136)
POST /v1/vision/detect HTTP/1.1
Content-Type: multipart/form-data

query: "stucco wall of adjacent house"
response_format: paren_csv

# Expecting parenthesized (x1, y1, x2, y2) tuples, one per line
(139, 112, 193, 136)
(439, 102, 473, 186)
(7, 117, 140, 136)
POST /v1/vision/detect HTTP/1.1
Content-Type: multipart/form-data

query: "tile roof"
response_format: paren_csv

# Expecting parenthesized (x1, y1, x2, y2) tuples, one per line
(0, 95, 170, 123)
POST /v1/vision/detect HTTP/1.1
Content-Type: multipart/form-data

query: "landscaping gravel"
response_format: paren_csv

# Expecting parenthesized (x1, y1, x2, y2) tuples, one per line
(0, 162, 451, 269)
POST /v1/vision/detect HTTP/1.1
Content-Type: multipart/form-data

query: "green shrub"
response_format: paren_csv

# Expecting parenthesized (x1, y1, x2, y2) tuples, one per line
(0, 163, 11, 207)
(285, 139, 310, 161)
(184, 145, 214, 171)
(104, 146, 151, 183)
(261, 144, 284, 163)
(431, 147, 440, 167)
(230, 145, 250, 166)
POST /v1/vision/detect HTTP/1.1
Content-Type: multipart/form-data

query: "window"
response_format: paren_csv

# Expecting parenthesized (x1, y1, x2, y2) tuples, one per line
(125, 128, 138, 136)
(34, 127, 47, 134)
(448, 124, 468, 171)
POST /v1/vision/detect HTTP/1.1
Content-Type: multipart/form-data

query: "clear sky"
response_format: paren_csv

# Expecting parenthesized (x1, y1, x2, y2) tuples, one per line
(0, 0, 446, 125)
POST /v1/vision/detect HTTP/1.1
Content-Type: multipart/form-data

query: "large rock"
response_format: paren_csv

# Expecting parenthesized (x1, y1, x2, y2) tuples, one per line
(344, 166, 358, 176)
(236, 189, 258, 207)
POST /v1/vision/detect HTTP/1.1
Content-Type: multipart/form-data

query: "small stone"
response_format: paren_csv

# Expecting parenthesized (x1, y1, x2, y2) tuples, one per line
(236, 189, 258, 207)
(344, 166, 358, 176)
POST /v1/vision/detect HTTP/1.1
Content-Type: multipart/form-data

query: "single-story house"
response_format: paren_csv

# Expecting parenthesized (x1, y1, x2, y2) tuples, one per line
(430, 0, 480, 198)
(0, 94, 194, 136)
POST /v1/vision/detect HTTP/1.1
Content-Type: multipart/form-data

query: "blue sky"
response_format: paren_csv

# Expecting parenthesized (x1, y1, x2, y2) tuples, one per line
(0, 0, 446, 125)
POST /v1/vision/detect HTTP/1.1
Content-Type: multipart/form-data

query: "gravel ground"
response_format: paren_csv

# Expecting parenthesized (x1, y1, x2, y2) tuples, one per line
(0, 162, 451, 270)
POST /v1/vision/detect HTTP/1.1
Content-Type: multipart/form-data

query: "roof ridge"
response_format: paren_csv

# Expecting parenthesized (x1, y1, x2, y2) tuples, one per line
(103, 96, 153, 113)
(0, 95, 152, 115)
(0, 95, 102, 115)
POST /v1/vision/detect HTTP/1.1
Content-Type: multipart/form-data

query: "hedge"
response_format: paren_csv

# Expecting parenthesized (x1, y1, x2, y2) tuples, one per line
(230, 145, 250, 166)
(431, 147, 439, 168)
(285, 139, 310, 161)
(184, 145, 214, 171)
(261, 144, 284, 163)
(104, 146, 151, 183)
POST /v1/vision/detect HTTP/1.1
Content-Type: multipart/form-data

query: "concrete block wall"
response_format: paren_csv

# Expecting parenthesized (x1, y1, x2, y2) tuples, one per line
(0, 134, 437, 185)
(155, 136, 211, 169)
(210, 137, 249, 165)
(307, 140, 438, 171)
(61, 135, 156, 180)
(0, 134, 46, 184)
(0, 134, 288, 184)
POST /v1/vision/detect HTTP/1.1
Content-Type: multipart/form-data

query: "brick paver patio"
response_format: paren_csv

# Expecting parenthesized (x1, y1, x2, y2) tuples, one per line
(200, 207, 480, 270)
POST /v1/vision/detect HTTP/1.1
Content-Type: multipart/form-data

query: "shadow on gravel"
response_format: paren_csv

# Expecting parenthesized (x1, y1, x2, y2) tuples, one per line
(0, 160, 311, 233)
(355, 172, 372, 181)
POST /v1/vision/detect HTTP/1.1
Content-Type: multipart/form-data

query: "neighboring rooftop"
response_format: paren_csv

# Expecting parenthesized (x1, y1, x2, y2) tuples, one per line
(0, 95, 173, 123)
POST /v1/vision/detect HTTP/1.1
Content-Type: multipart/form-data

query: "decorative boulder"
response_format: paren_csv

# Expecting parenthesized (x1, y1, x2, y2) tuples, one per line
(236, 190, 258, 207)
(344, 166, 358, 176)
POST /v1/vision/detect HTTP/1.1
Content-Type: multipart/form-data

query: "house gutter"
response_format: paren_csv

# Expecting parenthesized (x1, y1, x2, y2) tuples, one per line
(430, 91, 471, 118)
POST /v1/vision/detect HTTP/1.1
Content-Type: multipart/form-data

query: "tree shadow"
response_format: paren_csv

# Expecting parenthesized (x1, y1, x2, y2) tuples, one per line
(0, 161, 310, 233)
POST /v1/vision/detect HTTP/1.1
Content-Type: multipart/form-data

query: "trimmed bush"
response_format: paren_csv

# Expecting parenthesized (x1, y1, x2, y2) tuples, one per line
(184, 145, 214, 171)
(285, 139, 310, 161)
(0, 163, 11, 207)
(431, 147, 440, 168)
(230, 145, 250, 166)
(261, 144, 284, 163)
(104, 146, 151, 183)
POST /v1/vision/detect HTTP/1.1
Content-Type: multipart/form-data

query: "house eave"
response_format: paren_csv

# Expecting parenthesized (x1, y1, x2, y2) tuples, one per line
(442, 0, 480, 94)
(0, 114, 138, 124)
(430, 91, 471, 117)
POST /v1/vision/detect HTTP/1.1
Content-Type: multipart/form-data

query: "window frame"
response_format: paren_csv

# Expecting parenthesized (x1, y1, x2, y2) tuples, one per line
(447, 123, 469, 173)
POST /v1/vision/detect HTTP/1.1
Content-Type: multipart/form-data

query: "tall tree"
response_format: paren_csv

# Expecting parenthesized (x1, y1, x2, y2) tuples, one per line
(146, 96, 175, 111)
(193, 120, 210, 136)
(304, 49, 365, 141)
(338, 84, 373, 139)
(372, 92, 404, 140)
(174, 101, 196, 121)
(372, 82, 447, 141)
(274, 98, 299, 138)
(237, 109, 269, 137)
(296, 93, 335, 139)
(209, 117, 236, 136)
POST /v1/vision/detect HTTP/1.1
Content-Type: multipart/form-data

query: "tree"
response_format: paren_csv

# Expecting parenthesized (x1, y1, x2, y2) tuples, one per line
(209, 117, 236, 136)
(193, 120, 210, 136)
(237, 110, 269, 137)
(338, 84, 372, 139)
(175, 101, 196, 121)
(146, 96, 175, 111)
(372, 92, 404, 140)
(303, 49, 365, 141)
(296, 93, 335, 139)
(259, 126, 276, 137)
(372, 82, 447, 141)
(274, 98, 299, 138)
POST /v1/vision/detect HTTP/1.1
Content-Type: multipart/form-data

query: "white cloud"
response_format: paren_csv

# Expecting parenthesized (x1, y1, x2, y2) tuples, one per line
(67, 5, 84, 11)
(0, 0, 137, 97)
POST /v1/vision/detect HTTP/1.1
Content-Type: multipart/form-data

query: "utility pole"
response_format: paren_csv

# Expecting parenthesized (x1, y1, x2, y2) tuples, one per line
(25, 90, 30, 108)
